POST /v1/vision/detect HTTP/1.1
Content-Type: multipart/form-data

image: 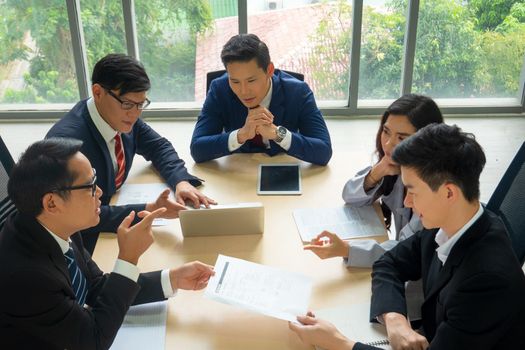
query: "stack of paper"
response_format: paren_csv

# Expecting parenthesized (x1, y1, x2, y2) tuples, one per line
(110, 300, 168, 350)
(205, 254, 312, 322)
(293, 205, 386, 242)
(115, 183, 173, 226)
(314, 303, 391, 350)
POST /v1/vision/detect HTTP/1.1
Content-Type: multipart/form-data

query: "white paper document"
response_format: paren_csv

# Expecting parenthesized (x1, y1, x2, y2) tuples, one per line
(110, 300, 168, 350)
(314, 303, 391, 350)
(116, 183, 172, 226)
(205, 254, 312, 322)
(293, 205, 386, 242)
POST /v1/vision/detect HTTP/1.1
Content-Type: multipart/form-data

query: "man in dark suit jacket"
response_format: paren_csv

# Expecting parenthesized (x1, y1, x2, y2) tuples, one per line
(190, 34, 332, 166)
(289, 124, 525, 349)
(47, 54, 216, 254)
(0, 138, 214, 349)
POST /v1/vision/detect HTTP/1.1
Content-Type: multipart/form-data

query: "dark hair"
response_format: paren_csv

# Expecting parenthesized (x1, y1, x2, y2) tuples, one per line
(220, 34, 271, 71)
(8, 138, 83, 217)
(392, 123, 486, 202)
(91, 53, 151, 95)
(375, 94, 443, 160)
(375, 94, 443, 228)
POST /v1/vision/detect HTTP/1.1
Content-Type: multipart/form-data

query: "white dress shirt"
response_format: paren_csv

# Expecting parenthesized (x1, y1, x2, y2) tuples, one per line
(87, 98, 120, 174)
(435, 203, 484, 265)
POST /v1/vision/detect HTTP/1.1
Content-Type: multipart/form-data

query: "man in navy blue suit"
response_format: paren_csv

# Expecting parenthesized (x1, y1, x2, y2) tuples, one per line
(47, 54, 216, 254)
(190, 34, 332, 166)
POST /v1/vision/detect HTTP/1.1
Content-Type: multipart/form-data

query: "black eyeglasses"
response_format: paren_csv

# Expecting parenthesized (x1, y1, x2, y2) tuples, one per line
(54, 168, 97, 197)
(106, 89, 151, 110)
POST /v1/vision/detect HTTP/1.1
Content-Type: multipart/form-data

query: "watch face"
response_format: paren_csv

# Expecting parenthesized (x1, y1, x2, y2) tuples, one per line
(277, 126, 287, 138)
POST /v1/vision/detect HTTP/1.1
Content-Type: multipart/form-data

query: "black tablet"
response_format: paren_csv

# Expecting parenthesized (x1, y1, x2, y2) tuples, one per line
(257, 164, 302, 195)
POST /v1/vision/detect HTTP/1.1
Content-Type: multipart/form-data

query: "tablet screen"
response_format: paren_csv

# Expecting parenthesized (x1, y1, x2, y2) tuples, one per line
(258, 164, 301, 195)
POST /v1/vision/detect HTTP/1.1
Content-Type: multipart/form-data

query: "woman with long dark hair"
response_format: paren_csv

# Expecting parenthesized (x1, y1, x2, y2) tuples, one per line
(305, 94, 444, 267)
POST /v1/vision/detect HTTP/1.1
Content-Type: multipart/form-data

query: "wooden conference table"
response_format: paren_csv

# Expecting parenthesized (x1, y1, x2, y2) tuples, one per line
(93, 152, 387, 350)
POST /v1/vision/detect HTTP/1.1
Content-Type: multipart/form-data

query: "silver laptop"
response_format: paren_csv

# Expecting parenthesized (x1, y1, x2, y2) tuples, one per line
(179, 202, 264, 237)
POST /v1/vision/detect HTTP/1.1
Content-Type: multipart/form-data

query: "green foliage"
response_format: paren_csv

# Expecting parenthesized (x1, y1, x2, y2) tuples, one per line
(478, 26, 525, 95)
(412, 0, 482, 97)
(496, 2, 525, 31)
(308, 0, 352, 100)
(467, 0, 523, 31)
(1, 0, 523, 103)
(0, 0, 212, 103)
(359, 6, 405, 99)
(309, 0, 524, 100)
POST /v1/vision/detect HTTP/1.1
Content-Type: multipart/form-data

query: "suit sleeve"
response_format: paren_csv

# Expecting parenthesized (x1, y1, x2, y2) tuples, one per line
(134, 119, 202, 188)
(3, 266, 140, 350)
(79, 239, 165, 307)
(429, 272, 520, 350)
(370, 232, 423, 321)
(342, 166, 383, 206)
(190, 82, 233, 163)
(285, 85, 332, 166)
(345, 239, 399, 268)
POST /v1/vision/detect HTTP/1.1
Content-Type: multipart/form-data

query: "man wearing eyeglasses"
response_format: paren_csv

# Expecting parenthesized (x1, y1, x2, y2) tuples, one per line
(47, 53, 216, 254)
(0, 138, 215, 349)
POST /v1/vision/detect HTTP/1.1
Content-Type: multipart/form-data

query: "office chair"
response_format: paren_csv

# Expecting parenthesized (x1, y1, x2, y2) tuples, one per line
(206, 69, 305, 94)
(0, 135, 16, 230)
(486, 141, 525, 265)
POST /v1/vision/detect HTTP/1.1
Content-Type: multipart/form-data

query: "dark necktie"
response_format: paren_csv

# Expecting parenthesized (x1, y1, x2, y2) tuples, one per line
(426, 252, 443, 293)
(248, 105, 266, 148)
(250, 134, 265, 148)
(64, 246, 88, 306)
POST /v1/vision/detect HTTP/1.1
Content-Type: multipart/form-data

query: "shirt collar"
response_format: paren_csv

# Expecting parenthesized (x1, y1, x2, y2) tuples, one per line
(435, 203, 483, 265)
(260, 78, 273, 109)
(39, 222, 71, 254)
(87, 97, 119, 142)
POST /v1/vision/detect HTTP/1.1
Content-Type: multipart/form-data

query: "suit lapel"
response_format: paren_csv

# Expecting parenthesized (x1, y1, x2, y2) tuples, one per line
(269, 72, 285, 126)
(269, 73, 285, 155)
(424, 211, 490, 302)
(17, 214, 72, 287)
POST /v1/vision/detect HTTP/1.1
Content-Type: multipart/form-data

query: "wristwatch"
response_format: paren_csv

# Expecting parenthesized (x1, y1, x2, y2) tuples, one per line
(274, 126, 287, 143)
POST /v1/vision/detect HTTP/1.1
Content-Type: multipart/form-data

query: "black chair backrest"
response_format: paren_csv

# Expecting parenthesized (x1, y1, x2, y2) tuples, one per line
(487, 141, 525, 265)
(206, 69, 305, 94)
(0, 136, 16, 230)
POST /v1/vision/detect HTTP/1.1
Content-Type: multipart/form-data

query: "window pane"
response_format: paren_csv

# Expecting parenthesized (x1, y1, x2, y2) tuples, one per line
(80, 0, 126, 76)
(195, 0, 239, 102)
(358, 0, 405, 101)
(247, 1, 352, 102)
(135, 0, 236, 103)
(413, 0, 525, 99)
(0, 1, 79, 104)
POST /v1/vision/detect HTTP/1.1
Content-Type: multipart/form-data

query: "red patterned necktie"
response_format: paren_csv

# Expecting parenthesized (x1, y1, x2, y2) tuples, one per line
(114, 133, 126, 189)
(250, 133, 265, 148)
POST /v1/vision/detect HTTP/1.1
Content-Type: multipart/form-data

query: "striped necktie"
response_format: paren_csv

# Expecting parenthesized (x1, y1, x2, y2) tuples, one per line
(114, 133, 126, 189)
(64, 246, 88, 306)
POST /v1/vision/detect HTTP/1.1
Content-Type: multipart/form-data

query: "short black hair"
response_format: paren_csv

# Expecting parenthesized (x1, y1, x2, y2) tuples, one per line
(392, 124, 486, 202)
(91, 53, 151, 95)
(8, 138, 83, 217)
(220, 34, 271, 71)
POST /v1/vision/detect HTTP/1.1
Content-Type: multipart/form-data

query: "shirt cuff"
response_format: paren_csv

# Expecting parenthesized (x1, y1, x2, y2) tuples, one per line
(377, 314, 385, 324)
(161, 269, 177, 298)
(113, 259, 140, 282)
(228, 129, 243, 151)
(274, 127, 292, 150)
